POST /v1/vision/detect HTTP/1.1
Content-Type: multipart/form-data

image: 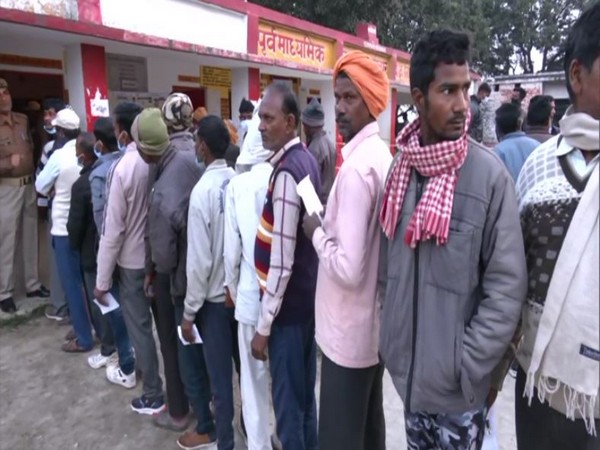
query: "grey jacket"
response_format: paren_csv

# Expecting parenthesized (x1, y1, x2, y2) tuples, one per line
(379, 140, 527, 414)
(307, 130, 336, 204)
(147, 146, 201, 300)
(89, 151, 123, 232)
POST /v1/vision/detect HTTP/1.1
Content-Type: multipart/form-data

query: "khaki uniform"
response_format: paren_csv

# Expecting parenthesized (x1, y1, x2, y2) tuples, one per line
(0, 112, 40, 300)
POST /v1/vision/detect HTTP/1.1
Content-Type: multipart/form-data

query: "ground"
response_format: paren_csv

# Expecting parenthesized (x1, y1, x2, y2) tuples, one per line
(0, 315, 518, 450)
(0, 221, 518, 449)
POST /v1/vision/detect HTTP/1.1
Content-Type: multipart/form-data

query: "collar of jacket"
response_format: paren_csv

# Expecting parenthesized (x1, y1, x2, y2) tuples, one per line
(205, 158, 228, 173)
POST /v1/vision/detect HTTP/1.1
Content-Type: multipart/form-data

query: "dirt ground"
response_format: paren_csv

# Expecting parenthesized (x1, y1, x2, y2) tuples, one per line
(0, 316, 518, 450)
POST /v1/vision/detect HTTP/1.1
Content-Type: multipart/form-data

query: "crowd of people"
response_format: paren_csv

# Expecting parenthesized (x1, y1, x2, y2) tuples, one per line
(0, 3, 598, 450)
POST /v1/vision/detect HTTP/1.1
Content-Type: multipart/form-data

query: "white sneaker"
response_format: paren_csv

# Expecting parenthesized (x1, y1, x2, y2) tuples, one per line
(88, 353, 111, 369)
(106, 364, 136, 389)
(107, 353, 119, 368)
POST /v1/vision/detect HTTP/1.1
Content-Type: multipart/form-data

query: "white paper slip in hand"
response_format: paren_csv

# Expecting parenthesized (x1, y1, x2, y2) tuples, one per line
(296, 175, 323, 217)
(93, 292, 120, 315)
(178, 325, 203, 345)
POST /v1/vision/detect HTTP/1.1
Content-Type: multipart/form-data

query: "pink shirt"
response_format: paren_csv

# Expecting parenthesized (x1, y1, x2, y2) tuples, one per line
(313, 122, 392, 368)
(96, 143, 149, 290)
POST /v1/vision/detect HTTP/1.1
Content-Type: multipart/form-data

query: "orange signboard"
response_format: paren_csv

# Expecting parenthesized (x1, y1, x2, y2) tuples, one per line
(342, 45, 391, 78)
(396, 59, 410, 86)
(258, 21, 335, 70)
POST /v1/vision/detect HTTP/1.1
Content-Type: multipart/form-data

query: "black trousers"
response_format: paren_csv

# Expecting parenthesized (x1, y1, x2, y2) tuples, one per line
(318, 353, 386, 450)
(515, 366, 600, 450)
(151, 273, 189, 418)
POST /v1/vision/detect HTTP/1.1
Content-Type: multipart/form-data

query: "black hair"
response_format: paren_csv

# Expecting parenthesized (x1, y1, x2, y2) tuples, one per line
(410, 29, 471, 95)
(564, 2, 600, 101)
(478, 82, 491, 95)
(513, 86, 527, 101)
(113, 102, 142, 136)
(62, 128, 81, 140)
(266, 81, 301, 127)
(77, 132, 97, 158)
(93, 117, 118, 151)
(196, 115, 231, 159)
(495, 103, 522, 135)
(527, 95, 553, 126)
(42, 98, 65, 112)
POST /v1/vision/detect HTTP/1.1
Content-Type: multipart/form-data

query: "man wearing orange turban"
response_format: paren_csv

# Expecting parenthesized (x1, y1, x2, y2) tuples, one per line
(302, 50, 391, 450)
(333, 51, 390, 119)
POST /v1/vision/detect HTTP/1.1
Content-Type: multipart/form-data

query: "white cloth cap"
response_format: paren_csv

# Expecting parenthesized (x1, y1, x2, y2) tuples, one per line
(51, 108, 80, 130)
(236, 100, 274, 166)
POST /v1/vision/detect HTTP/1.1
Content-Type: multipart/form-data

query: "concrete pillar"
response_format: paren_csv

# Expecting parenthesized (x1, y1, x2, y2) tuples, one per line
(231, 68, 250, 122)
(64, 45, 86, 128)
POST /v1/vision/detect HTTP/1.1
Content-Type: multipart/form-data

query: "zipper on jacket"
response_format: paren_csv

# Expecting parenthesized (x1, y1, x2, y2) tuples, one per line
(405, 173, 424, 413)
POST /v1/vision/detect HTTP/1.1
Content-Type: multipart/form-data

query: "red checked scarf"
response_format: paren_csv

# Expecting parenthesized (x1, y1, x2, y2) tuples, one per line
(380, 113, 470, 247)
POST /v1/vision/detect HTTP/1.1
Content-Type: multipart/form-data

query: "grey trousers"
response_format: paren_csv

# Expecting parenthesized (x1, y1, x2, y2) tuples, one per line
(118, 266, 163, 398)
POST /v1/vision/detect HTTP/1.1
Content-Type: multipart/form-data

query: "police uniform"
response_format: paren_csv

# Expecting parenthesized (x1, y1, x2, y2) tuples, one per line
(0, 78, 41, 302)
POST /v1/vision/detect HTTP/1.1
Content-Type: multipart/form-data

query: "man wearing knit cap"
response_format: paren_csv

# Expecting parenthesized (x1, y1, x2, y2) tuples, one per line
(302, 50, 391, 450)
(95, 104, 165, 415)
(302, 98, 336, 204)
(137, 108, 216, 447)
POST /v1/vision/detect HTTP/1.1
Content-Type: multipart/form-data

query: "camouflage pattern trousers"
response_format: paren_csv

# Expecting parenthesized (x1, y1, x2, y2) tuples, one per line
(405, 407, 487, 450)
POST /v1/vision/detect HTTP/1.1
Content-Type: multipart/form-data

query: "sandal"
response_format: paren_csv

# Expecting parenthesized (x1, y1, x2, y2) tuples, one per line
(61, 339, 92, 353)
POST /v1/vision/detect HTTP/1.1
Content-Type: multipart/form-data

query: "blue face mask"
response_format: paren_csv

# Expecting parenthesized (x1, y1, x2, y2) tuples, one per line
(118, 141, 127, 152)
(93, 142, 102, 159)
(44, 125, 56, 135)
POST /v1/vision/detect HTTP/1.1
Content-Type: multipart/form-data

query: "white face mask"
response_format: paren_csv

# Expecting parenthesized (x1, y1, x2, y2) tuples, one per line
(44, 125, 56, 135)
(238, 120, 250, 137)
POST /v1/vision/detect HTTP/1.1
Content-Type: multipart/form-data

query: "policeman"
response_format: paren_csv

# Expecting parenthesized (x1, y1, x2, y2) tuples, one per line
(0, 78, 49, 313)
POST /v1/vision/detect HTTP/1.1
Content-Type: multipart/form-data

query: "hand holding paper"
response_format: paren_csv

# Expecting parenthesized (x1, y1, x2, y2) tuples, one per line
(178, 324, 202, 345)
(296, 176, 323, 218)
(93, 293, 120, 315)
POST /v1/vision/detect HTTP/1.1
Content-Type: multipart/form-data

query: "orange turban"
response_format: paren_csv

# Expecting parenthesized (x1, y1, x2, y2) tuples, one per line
(193, 107, 208, 123)
(333, 51, 390, 119)
(224, 119, 239, 145)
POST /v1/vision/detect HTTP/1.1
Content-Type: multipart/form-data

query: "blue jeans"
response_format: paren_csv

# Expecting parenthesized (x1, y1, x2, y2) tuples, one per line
(174, 302, 216, 439)
(52, 236, 93, 349)
(269, 320, 318, 450)
(83, 270, 135, 375)
(198, 301, 237, 450)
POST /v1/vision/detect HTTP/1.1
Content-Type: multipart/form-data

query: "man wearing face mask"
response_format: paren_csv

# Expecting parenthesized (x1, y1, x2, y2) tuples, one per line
(36, 108, 95, 352)
(67, 132, 135, 384)
(0, 78, 49, 313)
(238, 98, 254, 147)
(94, 102, 165, 414)
(37, 98, 69, 322)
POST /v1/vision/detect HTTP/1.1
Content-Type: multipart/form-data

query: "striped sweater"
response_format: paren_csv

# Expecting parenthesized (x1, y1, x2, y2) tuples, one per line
(254, 141, 321, 328)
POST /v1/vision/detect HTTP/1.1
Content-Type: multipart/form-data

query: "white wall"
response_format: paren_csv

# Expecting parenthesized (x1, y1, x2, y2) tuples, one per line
(544, 81, 568, 100)
(0, 38, 64, 75)
(100, 0, 247, 53)
(231, 68, 249, 123)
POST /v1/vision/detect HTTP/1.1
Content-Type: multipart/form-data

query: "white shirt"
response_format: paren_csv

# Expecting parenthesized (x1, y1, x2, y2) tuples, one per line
(35, 139, 80, 236)
(224, 162, 273, 326)
(184, 159, 236, 321)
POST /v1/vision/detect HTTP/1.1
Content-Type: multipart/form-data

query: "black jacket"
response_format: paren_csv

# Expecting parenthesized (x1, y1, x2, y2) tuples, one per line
(67, 165, 97, 272)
